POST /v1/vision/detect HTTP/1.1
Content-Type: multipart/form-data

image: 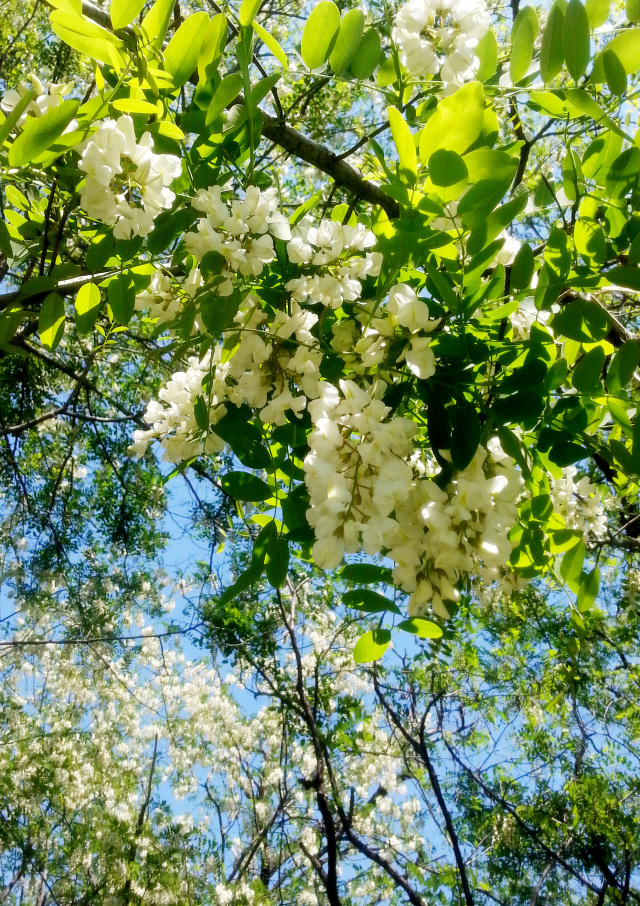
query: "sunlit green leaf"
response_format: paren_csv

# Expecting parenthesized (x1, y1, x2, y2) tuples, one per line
(39, 293, 65, 352)
(301, 0, 340, 70)
(353, 629, 391, 663)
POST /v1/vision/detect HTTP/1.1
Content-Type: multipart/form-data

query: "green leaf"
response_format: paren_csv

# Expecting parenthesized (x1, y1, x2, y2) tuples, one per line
(540, 2, 565, 83)
(164, 11, 209, 87)
(606, 340, 640, 392)
(551, 300, 611, 342)
(301, 0, 340, 70)
(198, 14, 227, 81)
(330, 8, 364, 76)
(140, 0, 175, 47)
(466, 193, 528, 256)
(50, 9, 123, 64)
(419, 81, 484, 162)
(252, 520, 277, 566)
(239, 0, 262, 26)
(605, 148, 640, 199)
(221, 471, 271, 501)
(585, 0, 609, 27)
(343, 589, 401, 615)
(8, 99, 80, 167)
(492, 391, 545, 425)
(510, 14, 536, 83)
(110, 0, 146, 30)
(606, 265, 640, 291)
(353, 629, 391, 663)
(397, 618, 443, 639)
(253, 21, 289, 70)
(628, 0, 640, 23)
(0, 89, 36, 147)
(559, 537, 585, 584)
(429, 149, 468, 187)
(510, 242, 535, 291)
(206, 72, 244, 125)
(426, 384, 451, 465)
(251, 73, 281, 106)
(107, 273, 136, 326)
(565, 87, 627, 139)
(193, 395, 209, 432)
(219, 563, 262, 605)
(602, 48, 626, 95)
(577, 566, 600, 611)
(450, 400, 481, 470)
(349, 28, 381, 79)
(199, 288, 241, 336)
(339, 564, 393, 584)
(582, 130, 622, 182)
(563, 0, 590, 81)
(591, 29, 640, 80)
(39, 293, 65, 352)
(265, 537, 289, 588)
(74, 283, 101, 334)
(214, 406, 270, 469)
(388, 106, 417, 182)
(572, 345, 605, 392)
(475, 27, 498, 81)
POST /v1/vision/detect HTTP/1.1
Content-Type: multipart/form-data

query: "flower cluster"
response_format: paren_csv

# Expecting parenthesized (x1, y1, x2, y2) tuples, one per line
(549, 466, 607, 540)
(393, 0, 490, 90)
(184, 185, 291, 294)
(305, 377, 522, 617)
(78, 115, 182, 240)
(1, 76, 75, 125)
(129, 296, 322, 460)
(286, 217, 383, 309)
(135, 267, 203, 325)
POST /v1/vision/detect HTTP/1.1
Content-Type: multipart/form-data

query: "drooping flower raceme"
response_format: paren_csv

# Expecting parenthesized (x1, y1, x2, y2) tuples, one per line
(184, 184, 291, 295)
(549, 467, 607, 540)
(78, 115, 182, 240)
(393, 0, 490, 90)
(305, 379, 522, 618)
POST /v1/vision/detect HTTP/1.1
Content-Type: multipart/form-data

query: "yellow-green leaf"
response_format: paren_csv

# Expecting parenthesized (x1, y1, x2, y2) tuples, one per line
(540, 2, 565, 83)
(253, 21, 288, 70)
(8, 99, 80, 167)
(239, 0, 262, 27)
(198, 14, 227, 82)
(563, 0, 591, 81)
(301, 0, 340, 70)
(353, 629, 391, 663)
(110, 0, 146, 30)
(577, 566, 600, 611)
(585, 0, 609, 26)
(74, 283, 101, 335)
(592, 29, 640, 81)
(50, 8, 123, 64)
(511, 16, 535, 83)
(140, 0, 175, 47)
(419, 81, 484, 162)
(350, 28, 381, 79)
(475, 27, 498, 81)
(39, 292, 65, 351)
(396, 618, 443, 639)
(164, 11, 209, 87)
(329, 8, 365, 76)
(387, 105, 417, 182)
(206, 72, 244, 125)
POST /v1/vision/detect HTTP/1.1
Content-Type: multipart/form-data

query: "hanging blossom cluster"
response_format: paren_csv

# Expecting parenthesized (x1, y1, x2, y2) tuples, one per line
(129, 294, 323, 460)
(135, 267, 203, 325)
(549, 467, 607, 540)
(184, 184, 291, 293)
(286, 217, 383, 309)
(305, 380, 522, 617)
(392, 0, 490, 90)
(127, 186, 528, 611)
(77, 115, 182, 240)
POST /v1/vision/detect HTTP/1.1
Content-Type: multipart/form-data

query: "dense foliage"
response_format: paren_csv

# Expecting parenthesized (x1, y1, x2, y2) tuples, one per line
(1, 0, 640, 901)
